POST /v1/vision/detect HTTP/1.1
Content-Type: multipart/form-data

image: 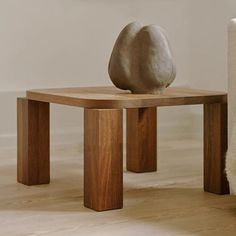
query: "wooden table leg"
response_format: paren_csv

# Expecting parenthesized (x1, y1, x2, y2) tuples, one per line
(17, 98, 50, 185)
(84, 108, 123, 211)
(126, 107, 157, 173)
(204, 103, 229, 194)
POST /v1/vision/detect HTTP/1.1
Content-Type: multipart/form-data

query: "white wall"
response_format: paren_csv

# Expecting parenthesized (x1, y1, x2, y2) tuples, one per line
(186, 0, 236, 118)
(3, 0, 235, 148)
(0, 0, 193, 149)
(187, 0, 236, 91)
(0, 0, 189, 90)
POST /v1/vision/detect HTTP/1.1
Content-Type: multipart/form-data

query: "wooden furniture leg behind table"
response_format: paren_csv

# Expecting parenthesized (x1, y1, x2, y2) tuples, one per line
(126, 107, 157, 173)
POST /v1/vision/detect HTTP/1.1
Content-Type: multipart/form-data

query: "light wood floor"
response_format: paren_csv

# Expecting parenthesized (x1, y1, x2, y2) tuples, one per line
(0, 135, 236, 236)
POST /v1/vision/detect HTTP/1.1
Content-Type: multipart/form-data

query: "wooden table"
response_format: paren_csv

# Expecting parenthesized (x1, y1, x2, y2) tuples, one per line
(17, 86, 229, 211)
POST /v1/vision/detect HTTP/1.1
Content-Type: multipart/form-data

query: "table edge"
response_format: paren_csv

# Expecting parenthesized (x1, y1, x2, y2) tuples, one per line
(26, 88, 227, 109)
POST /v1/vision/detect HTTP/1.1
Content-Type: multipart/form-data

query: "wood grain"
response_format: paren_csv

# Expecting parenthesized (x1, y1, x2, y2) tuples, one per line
(17, 98, 50, 185)
(126, 107, 157, 172)
(26, 86, 227, 109)
(84, 108, 123, 211)
(204, 103, 229, 194)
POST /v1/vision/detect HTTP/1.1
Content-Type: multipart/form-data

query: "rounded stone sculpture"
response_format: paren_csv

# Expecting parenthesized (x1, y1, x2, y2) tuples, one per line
(108, 22, 176, 94)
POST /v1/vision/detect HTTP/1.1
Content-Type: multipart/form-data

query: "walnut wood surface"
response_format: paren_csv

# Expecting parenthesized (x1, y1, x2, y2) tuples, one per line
(17, 86, 229, 212)
(17, 98, 50, 185)
(26, 86, 227, 109)
(84, 108, 123, 211)
(126, 107, 157, 172)
(204, 103, 229, 194)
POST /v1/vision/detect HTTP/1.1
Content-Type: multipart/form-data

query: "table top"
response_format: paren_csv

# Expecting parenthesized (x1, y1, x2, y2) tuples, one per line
(26, 86, 227, 109)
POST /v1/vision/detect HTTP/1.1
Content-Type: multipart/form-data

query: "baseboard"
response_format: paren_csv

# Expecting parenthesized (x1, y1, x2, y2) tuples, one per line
(0, 128, 83, 150)
(0, 134, 16, 150)
(50, 127, 83, 147)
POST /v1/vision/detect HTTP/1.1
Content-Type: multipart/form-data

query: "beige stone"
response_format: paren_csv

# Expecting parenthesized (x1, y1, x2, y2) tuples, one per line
(108, 22, 176, 94)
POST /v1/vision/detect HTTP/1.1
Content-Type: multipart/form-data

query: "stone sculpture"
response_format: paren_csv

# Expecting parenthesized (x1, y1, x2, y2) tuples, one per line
(108, 22, 176, 94)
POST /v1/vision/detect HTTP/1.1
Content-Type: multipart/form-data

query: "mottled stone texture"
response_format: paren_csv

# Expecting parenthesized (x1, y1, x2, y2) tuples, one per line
(108, 22, 176, 94)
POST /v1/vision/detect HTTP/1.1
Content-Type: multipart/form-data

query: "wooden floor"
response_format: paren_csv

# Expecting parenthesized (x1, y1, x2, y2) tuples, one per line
(0, 135, 236, 236)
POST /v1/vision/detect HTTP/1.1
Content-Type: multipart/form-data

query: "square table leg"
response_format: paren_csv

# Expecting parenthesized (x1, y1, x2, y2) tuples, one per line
(84, 108, 123, 211)
(17, 98, 50, 185)
(204, 103, 229, 194)
(126, 107, 157, 173)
